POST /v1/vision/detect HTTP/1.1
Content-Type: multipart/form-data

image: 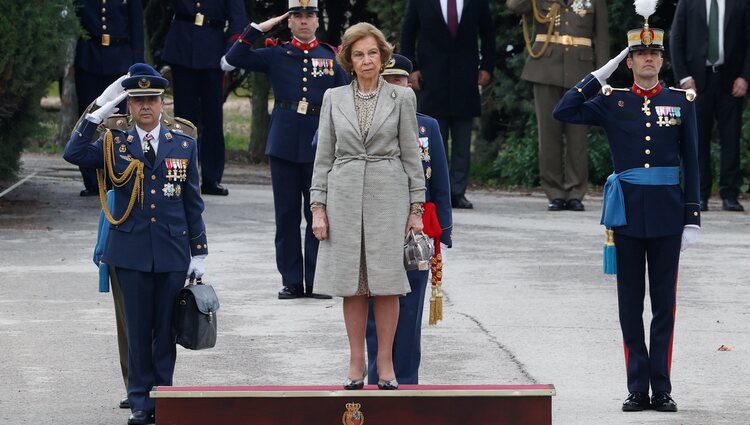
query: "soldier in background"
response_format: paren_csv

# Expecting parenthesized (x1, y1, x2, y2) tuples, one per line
(73, 0, 144, 196)
(222, 0, 347, 299)
(507, 0, 609, 212)
(161, 0, 246, 196)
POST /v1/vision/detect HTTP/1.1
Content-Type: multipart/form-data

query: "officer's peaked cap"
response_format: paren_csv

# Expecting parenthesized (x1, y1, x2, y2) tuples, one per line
(289, 0, 318, 13)
(122, 63, 168, 97)
(381, 54, 412, 77)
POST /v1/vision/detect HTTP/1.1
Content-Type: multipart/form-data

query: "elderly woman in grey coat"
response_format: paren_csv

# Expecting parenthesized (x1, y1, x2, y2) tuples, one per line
(310, 22, 425, 390)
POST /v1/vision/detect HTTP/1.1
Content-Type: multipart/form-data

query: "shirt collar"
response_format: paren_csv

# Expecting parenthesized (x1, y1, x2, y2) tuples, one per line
(631, 81, 662, 98)
(135, 122, 162, 143)
(291, 36, 318, 51)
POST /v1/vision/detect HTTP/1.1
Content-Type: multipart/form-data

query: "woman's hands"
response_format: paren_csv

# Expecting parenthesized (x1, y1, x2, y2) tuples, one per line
(405, 213, 423, 235)
(312, 208, 329, 241)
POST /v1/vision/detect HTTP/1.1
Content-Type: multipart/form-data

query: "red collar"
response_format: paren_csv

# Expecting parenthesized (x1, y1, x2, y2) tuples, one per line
(291, 38, 318, 51)
(631, 83, 662, 98)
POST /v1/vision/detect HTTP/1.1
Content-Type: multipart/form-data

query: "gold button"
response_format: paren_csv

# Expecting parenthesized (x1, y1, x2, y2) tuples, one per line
(304, 50, 309, 54)
(693, 211, 699, 216)
(101, 0, 106, 3)
(303, 59, 308, 63)
(102, 24, 107, 30)
(644, 163, 650, 168)
(645, 136, 651, 141)
(577, 88, 583, 93)
(102, 16, 106, 21)
(565, 47, 569, 52)
(646, 122, 651, 128)
(303, 87, 308, 92)
(150, 189, 156, 195)
(101, 7, 106, 12)
(645, 149, 651, 155)
(151, 175, 156, 180)
(196, 2, 201, 6)
(302, 97, 307, 102)
(196, 244, 202, 249)
(150, 203, 156, 209)
(151, 217, 156, 223)
(565, 22, 569, 25)
(302, 77, 307, 82)
(182, 231, 187, 235)
(303, 67, 308, 72)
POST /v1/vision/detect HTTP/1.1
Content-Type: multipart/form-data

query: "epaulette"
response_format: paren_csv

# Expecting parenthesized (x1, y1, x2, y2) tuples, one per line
(320, 42, 340, 55)
(171, 117, 198, 139)
(668, 87, 697, 102)
(264, 37, 280, 47)
(601, 85, 630, 96)
(103, 114, 131, 131)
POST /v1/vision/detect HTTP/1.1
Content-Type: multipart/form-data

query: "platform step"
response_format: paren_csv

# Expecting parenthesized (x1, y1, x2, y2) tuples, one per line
(151, 384, 555, 425)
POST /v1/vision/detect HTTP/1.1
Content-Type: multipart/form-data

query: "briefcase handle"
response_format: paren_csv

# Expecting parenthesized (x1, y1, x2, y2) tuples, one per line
(187, 275, 205, 286)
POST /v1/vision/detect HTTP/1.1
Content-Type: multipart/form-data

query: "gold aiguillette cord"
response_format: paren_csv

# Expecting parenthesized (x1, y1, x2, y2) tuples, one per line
(97, 129, 145, 225)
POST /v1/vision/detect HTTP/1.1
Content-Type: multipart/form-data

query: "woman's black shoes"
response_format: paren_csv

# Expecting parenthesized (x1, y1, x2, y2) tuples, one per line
(377, 378, 398, 390)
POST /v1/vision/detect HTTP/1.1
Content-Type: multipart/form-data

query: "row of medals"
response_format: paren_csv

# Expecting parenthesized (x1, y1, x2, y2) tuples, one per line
(164, 158, 187, 198)
(311, 58, 335, 77)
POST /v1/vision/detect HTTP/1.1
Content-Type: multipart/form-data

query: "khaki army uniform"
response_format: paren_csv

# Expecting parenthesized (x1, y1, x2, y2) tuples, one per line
(507, 0, 609, 203)
(74, 102, 196, 390)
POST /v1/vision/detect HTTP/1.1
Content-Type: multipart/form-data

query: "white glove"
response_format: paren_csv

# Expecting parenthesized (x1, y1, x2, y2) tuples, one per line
(187, 254, 207, 278)
(592, 47, 629, 85)
(86, 92, 128, 124)
(680, 226, 699, 252)
(95, 74, 128, 106)
(220, 56, 236, 72)
(439, 243, 448, 264)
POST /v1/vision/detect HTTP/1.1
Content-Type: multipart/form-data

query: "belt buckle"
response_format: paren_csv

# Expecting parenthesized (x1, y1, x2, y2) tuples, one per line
(560, 35, 574, 46)
(711, 64, 720, 73)
(101, 34, 110, 46)
(296, 100, 309, 115)
(195, 13, 204, 26)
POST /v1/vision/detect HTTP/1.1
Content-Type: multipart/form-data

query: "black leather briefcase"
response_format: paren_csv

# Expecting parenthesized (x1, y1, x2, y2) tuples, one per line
(173, 278, 219, 350)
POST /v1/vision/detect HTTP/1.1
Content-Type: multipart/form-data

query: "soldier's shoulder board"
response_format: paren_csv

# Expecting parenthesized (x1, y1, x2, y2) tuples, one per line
(104, 114, 131, 131)
(668, 87, 697, 102)
(172, 116, 198, 139)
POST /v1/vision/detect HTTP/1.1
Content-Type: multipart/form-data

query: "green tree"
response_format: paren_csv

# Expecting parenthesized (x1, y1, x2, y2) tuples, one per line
(0, 0, 80, 180)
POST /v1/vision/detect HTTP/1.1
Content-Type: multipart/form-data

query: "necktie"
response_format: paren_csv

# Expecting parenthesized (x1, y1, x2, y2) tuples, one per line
(143, 133, 156, 165)
(447, 0, 458, 38)
(707, 0, 719, 64)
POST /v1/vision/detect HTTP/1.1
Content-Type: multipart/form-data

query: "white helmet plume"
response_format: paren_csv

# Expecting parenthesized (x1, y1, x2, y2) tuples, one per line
(634, 0, 659, 20)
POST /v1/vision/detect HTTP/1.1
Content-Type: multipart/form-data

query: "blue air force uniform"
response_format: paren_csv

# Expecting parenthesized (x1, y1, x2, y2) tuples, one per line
(162, 0, 246, 189)
(224, 22, 348, 295)
(365, 112, 453, 385)
(74, 0, 144, 193)
(554, 72, 700, 396)
(63, 68, 207, 417)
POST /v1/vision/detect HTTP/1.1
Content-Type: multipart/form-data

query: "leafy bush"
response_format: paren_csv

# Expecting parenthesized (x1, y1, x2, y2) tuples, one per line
(0, 0, 79, 180)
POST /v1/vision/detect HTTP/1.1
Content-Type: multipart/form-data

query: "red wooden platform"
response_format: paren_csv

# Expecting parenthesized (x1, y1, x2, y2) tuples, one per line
(151, 384, 555, 424)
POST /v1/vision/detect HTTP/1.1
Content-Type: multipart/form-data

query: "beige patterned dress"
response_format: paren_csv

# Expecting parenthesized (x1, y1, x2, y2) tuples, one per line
(353, 78, 384, 296)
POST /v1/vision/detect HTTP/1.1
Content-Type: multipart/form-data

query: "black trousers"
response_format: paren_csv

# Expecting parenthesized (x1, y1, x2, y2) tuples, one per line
(436, 117, 473, 197)
(75, 68, 123, 190)
(696, 68, 744, 200)
(116, 268, 185, 413)
(170, 64, 225, 185)
(269, 156, 318, 291)
(615, 233, 681, 394)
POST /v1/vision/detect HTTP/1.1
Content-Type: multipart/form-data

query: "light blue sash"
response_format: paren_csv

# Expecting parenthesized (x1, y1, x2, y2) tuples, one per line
(601, 166, 680, 227)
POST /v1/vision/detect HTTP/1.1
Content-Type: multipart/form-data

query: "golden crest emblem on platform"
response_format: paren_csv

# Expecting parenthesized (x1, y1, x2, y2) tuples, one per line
(342, 402, 364, 425)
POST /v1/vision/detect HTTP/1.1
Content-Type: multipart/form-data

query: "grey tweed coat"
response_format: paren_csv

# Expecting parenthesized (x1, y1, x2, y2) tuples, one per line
(311, 81, 426, 297)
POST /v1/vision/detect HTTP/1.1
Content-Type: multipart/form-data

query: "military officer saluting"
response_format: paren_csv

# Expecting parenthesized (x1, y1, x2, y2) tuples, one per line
(222, 0, 348, 299)
(64, 63, 208, 425)
(364, 54, 452, 385)
(553, 1, 700, 413)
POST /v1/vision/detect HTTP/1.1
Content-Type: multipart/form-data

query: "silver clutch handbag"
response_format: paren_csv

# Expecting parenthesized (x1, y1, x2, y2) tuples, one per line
(404, 230, 435, 271)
